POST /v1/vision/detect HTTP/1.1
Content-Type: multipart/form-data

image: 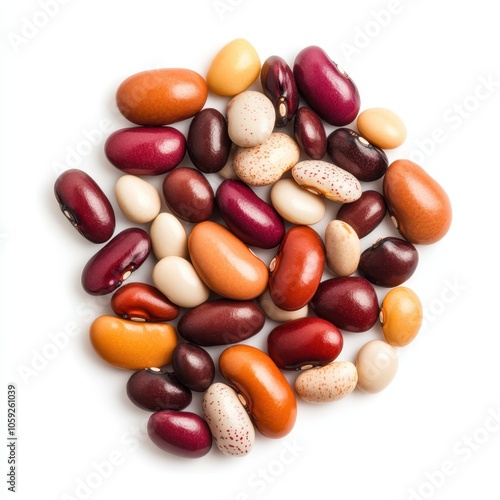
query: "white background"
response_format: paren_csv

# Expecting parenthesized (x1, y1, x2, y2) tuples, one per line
(1, 1, 500, 499)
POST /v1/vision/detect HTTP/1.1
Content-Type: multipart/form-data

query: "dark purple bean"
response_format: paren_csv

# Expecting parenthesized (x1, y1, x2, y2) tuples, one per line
(326, 127, 388, 182)
(358, 236, 419, 287)
(126, 368, 192, 411)
(81, 228, 151, 295)
(293, 107, 327, 160)
(104, 126, 186, 176)
(215, 179, 285, 249)
(171, 343, 215, 392)
(54, 169, 115, 243)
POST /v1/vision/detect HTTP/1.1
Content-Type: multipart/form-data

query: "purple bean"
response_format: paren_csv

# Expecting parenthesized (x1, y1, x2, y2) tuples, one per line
(171, 343, 215, 392)
(293, 107, 327, 159)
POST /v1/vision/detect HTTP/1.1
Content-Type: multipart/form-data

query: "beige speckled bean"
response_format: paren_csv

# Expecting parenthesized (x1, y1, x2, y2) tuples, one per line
(150, 212, 188, 260)
(258, 288, 309, 322)
(324, 220, 361, 276)
(356, 340, 398, 394)
(115, 174, 161, 224)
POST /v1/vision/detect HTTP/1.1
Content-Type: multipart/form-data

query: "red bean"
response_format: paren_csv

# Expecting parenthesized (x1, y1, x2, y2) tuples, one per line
(293, 107, 327, 160)
(171, 343, 215, 392)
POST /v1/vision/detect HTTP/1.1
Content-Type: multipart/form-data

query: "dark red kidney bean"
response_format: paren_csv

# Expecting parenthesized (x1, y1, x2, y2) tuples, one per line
(216, 179, 285, 249)
(293, 107, 327, 160)
(260, 55, 299, 127)
(336, 190, 387, 238)
(269, 225, 325, 311)
(178, 299, 266, 346)
(81, 228, 151, 295)
(311, 277, 379, 332)
(326, 127, 388, 182)
(187, 108, 231, 174)
(126, 368, 192, 412)
(358, 236, 419, 287)
(147, 410, 212, 458)
(171, 343, 215, 392)
(267, 317, 343, 370)
(293, 46, 360, 126)
(104, 126, 186, 176)
(162, 167, 214, 222)
(111, 282, 179, 321)
(54, 169, 115, 243)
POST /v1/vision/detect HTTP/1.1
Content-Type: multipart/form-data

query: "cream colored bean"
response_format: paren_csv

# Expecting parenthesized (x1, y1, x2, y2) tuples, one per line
(356, 107, 406, 149)
(115, 174, 161, 224)
(150, 213, 188, 260)
(324, 220, 361, 276)
(356, 340, 398, 394)
(258, 288, 308, 322)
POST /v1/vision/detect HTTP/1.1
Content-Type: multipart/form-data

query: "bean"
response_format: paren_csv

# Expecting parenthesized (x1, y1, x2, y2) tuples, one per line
(258, 288, 309, 323)
(115, 174, 161, 224)
(324, 220, 361, 277)
(356, 340, 398, 394)
(356, 107, 406, 149)
(293, 106, 327, 159)
(171, 343, 215, 392)
(149, 212, 188, 260)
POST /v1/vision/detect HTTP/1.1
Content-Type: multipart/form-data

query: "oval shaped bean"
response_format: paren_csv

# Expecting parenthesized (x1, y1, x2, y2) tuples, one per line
(111, 282, 179, 322)
(162, 167, 214, 222)
(216, 179, 285, 249)
(147, 410, 212, 458)
(269, 225, 325, 311)
(115, 174, 161, 224)
(81, 228, 151, 295)
(357, 107, 406, 149)
(188, 221, 269, 300)
(293, 45, 360, 126)
(295, 361, 358, 403)
(356, 340, 398, 394)
(219, 344, 297, 439)
(293, 106, 327, 159)
(149, 212, 188, 260)
(54, 169, 115, 243)
(324, 220, 361, 277)
(267, 317, 343, 370)
(258, 288, 309, 323)
(104, 126, 186, 176)
(89, 315, 177, 370)
(171, 343, 215, 392)
(116, 68, 208, 126)
(177, 298, 266, 346)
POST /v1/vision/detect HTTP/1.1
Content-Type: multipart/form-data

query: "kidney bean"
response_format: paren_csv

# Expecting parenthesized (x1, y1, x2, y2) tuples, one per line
(293, 46, 360, 126)
(171, 343, 215, 392)
(258, 288, 309, 323)
(356, 340, 398, 394)
(326, 127, 388, 182)
(150, 212, 188, 260)
(357, 107, 407, 149)
(147, 410, 212, 458)
(293, 107, 327, 159)
(81, 228, 151, 295)
(219, 344, 297, 439)
(104, 126, 186, 176)
(162, 167, 214, 222)
(216, 179, 285, 249)
(260, 55, 299, 127)
(126, 368, 192, 411)
(115, 174, 161, 224)
(177, 298, 265, 346)
(187, 108, 231, 173)
(358, 236, 419, 287)
(311, 277, 379, 332)
(267, 317, 343, 370)
(268, 225, 325, 311)
(324, 220, 360, 277)
(54, 169, 115, 243)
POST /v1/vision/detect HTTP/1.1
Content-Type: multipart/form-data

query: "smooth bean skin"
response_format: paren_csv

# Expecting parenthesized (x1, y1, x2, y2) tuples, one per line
(258, 288, 309, 322)
(89, 315, 177, 370)
(216, 179, 285, 249)
(54, 169, 115, 243)
(104, 126, 186, 176)
(110, 282, 180, 322)
(115, 175, 161, 224)
(357, 107, 407, 149)
(116, 68, 208, 126)
(269, 225, 325, 311)
(356, 340, 398, 394)
(81, 228, 151, 295)
(293, 106, 327, 159)
(147, 410, 212, 458)
(219, 345, 297, 439)
(260, 55, 299, 127)
(177, 299, 266, 346)
(150, 212, 188, 260)
(188, 221, 269, 300)
(171, 343, 215, 392)
(293, 45, 360, 126)
(326, 127, 388, 182)
(335, 190, 387, 239)
(311, 277, 379, 332)
(324, 220, 361, 277)
(358, 237, 419, 287)
(162, 167, 214, 222)
(267, 317, 343, 370)
(126, 368, 192, 411)
(383, 159, 452, 244)
(187, 108, 231, 173)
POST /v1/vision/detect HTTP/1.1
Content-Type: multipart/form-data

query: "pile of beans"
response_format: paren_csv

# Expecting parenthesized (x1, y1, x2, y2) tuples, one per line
(54, 38, 452, 459)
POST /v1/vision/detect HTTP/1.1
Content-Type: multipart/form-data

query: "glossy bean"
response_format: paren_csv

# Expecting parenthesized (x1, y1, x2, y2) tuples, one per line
(324, 220, 360, 277)
(115, 174, 161, 224)
(258, 289, 309, 322)
(357, 107, 406, 149)
(293, 106, 327, 159)
(171, 343, 215, 392)
(149, 212, 188, 260)
(356, 340, 398, 394)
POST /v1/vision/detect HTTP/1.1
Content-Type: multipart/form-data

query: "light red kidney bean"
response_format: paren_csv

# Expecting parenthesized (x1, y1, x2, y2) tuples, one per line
(171, 343, 215, 392)
(54, 169, 115, 243)
(293, 106, 327, 159)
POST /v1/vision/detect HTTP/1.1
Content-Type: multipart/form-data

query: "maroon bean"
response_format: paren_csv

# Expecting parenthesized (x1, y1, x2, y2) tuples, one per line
(311, 277, 379, 332)
(326, 127, 388, 182)
(293, 107, 327, 159)
(187, 108, 231, 173)
(147, 410, 212, 458)
(104, 126, 186, 176)
(358, 236, 419, 287)
(216, 179, 285, 249)
(267, 317, 343, 370)
(54, 169, 115, 243)
(162, 167, 214, 222)
(171, 343, 215, 392)
(126, 368, 192, 412)
(81, 228, 151, 295)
